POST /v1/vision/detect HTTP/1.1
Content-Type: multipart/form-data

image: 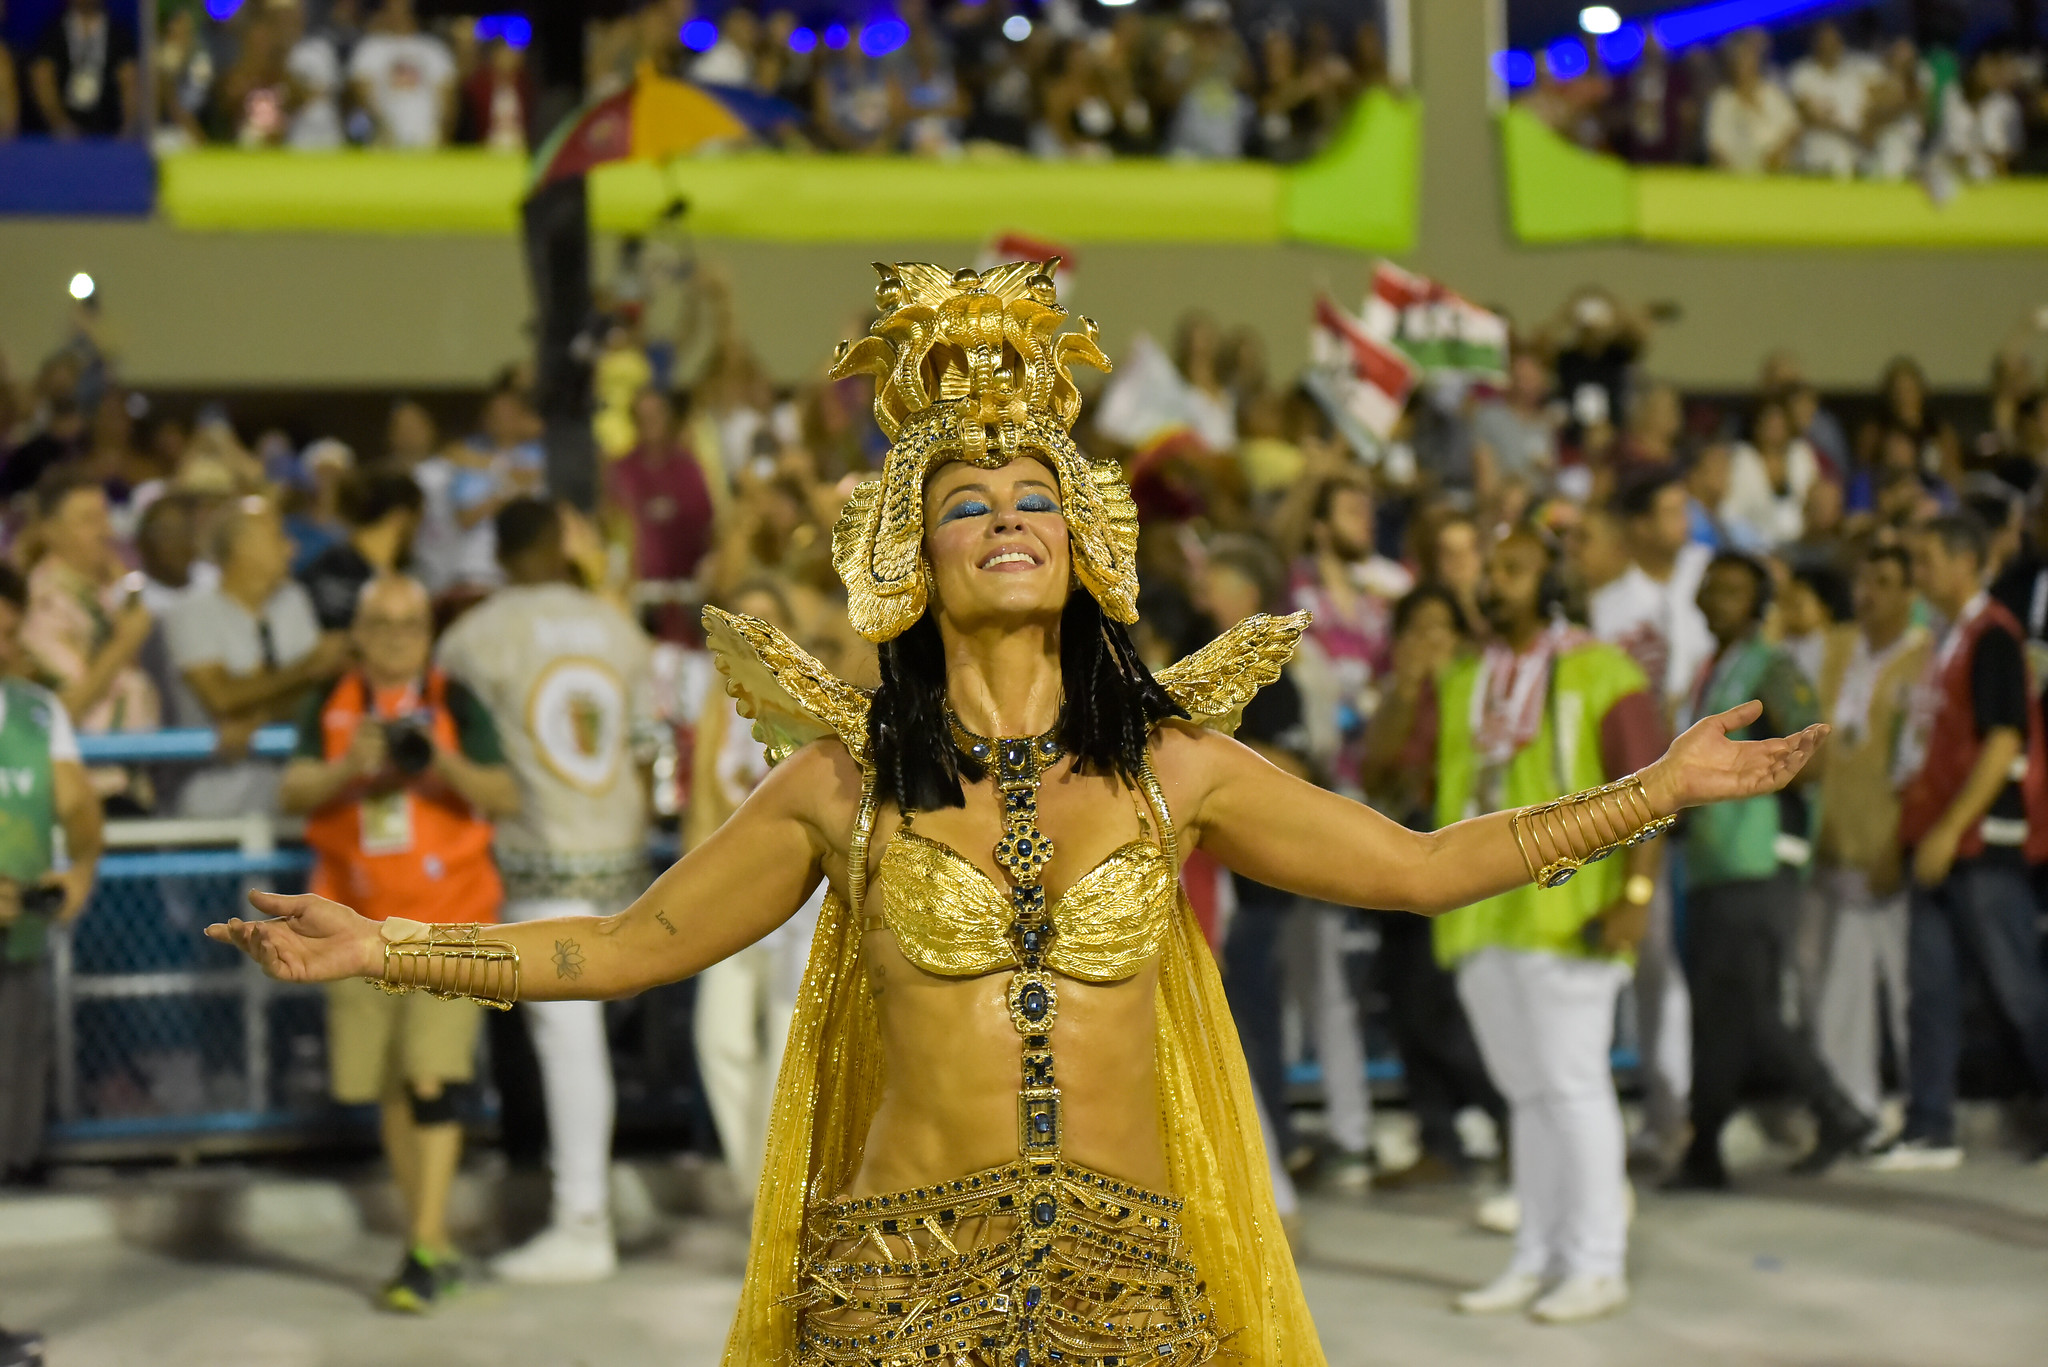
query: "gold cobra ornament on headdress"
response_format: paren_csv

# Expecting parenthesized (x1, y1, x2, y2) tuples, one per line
(827, 259, 1137, 642)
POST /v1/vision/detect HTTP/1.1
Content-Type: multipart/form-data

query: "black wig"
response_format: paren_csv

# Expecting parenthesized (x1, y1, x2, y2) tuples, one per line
(867, 590, 1188, 814)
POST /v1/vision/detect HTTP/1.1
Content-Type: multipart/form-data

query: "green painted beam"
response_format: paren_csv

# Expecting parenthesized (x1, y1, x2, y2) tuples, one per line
(588, 153, 1283, 242)
(154, 97, 1421, 250)
(1635, 167, 2048, 247)
(158, 149, 525, 233)
(1500, 108, 2048, 248)
(1499, 107, 1634, 243)
(1281, 90, 1420, 254)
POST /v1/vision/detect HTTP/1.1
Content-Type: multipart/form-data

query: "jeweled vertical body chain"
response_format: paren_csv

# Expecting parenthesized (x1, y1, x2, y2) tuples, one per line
(945, 711, 1068, 1256)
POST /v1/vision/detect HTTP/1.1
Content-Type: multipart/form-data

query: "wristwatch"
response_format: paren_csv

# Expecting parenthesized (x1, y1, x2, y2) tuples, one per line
(1623, 874, 1657, 907)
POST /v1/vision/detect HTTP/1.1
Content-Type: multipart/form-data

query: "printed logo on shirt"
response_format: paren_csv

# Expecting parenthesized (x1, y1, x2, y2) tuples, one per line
(524, 657, 627, 795)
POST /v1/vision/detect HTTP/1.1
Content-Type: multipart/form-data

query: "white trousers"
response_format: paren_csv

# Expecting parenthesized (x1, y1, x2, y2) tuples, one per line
(1286, 905, 1373, 1155)
(506, 898, 615, 1225)
(1815, 872, 1911, 1120)
(1631, 870, 1692, 1145)
(1459, 947, 1629, 1282)
(693, 887, 821, 1194)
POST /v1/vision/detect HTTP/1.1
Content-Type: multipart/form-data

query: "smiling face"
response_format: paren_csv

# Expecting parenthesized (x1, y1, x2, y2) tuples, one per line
(922, 457, 1072, 633)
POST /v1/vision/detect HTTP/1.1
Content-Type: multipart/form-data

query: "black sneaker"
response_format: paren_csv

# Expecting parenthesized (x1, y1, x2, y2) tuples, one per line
(380, 1249, 441, 1314)
(0, 1324, 46, 1367)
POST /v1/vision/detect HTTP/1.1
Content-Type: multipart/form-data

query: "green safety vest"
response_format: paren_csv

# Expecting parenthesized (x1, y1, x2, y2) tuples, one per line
(1431, 641, 1648, 967)
(0, 681, 62, 965)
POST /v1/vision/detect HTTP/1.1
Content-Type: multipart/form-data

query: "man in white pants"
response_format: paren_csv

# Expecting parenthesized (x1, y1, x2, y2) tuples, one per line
(1813, 547, 1926, 1122)
(1398, 531, 1668, 1324)
(437, 499, 653, 1283)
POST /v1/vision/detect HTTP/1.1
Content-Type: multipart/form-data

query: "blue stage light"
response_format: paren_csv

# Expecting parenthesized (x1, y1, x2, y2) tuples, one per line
(1494, 50, 1538, 89)
(789, 27, 818, 54)
(1598, 22, 1646, 68)
(681, 18, 719, 52)
(1546, 38, 1591, 80)
(861, 18, 910, 58)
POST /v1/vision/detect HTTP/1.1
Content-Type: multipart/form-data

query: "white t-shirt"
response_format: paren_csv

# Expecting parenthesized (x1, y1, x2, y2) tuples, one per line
(348, 32, 454, 149)
(437, 583, 655, 893)
(1788, 53, 1880, 134)
(1707, 80, 1800, 172)
(162, 581, 322, 816)
(408, 456, 503, 593)
(286, 36, 344, 149)
(1721, 440, 1820, 549)
(1589, 543, 1714, 711)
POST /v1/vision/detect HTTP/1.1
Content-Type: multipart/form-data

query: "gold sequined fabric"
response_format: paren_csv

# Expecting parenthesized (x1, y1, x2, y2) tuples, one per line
(797, 1160, 1219, 1367)
(877, 831, 1176, 983)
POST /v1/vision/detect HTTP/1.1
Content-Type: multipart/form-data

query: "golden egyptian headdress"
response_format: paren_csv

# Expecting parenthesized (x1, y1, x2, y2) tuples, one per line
(828, 259, 1139, 642)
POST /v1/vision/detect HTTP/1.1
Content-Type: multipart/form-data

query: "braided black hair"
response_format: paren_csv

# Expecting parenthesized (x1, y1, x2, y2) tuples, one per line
(867, 591, 1187, 814)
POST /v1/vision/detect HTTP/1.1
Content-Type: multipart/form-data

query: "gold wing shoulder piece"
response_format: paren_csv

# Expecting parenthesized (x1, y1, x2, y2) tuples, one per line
(703, 605, 872, 766)
(1154, 610, 1312, 737)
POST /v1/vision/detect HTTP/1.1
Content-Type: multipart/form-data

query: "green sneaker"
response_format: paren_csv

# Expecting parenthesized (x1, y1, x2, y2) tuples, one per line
(380, 1248, 444, 1314)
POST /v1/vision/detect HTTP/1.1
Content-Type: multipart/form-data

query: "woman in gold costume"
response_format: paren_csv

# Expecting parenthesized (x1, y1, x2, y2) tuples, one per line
(208, 261, 1822, 1367)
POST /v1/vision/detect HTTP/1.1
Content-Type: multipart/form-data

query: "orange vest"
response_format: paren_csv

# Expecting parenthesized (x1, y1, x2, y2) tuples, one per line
(304, 670, 502, 925)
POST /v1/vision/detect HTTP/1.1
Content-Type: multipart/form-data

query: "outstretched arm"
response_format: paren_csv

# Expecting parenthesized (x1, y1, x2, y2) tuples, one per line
(206, 739, 863, 1000)
(1161, 700, 1824, 916)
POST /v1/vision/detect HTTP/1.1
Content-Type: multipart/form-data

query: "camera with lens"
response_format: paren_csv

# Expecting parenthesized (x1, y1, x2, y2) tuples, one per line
(382, 717, 437, 778)
(19, 882, 65, 920)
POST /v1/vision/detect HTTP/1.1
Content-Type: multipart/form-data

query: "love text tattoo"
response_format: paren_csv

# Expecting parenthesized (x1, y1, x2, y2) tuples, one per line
(654, 909, 678, 936)
(553, 938, 585, 980)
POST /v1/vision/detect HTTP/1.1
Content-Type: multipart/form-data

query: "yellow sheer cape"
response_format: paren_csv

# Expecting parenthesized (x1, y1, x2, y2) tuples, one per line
(704, 605, 1324, 1365)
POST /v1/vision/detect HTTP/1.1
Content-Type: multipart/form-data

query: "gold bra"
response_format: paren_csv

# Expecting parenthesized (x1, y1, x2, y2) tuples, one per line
(862, 761, 1179, 983)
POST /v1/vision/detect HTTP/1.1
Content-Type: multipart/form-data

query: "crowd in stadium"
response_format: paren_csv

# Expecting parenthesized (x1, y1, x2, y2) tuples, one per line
(4, 243, 2048, 1229)
(0, 0, 1390, 162)
(1520, 15, 2048, 179)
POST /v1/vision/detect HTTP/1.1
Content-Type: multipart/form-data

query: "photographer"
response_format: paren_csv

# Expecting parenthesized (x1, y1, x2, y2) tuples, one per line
(278, 574, 516, 1313)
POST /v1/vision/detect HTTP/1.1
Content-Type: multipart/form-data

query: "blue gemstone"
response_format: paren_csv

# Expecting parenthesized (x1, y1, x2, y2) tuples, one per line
(1024, 1285, 1042, 1310)
(1033, 1113, 1052, 1134)
(1032, 1199, 1057, 1226)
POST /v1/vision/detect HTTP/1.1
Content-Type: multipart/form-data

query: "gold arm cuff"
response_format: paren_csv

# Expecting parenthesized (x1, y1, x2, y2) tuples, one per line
(1511, 774, 1678, 890)
(375, 922, 520, 1010)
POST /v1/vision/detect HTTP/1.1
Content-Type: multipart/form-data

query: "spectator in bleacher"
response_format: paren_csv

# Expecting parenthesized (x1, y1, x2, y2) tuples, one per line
(688, 5, 756, 87)
(1861, 356, 1962, 489)
(1722, 398, 1824, 550)
(280, 573, 516, 1312)
(348, 0, 455, 150)
(1706, 29, 1799, 173)
(1938, 40, 2025, 181)
(284, 0, 347, 150)
(301, 469, 426, 632)
(1608, 34, 1699, 163)
(217, 0, 296, 146)
(150, 2, 213, 152)
(1670, 551, 1870, 1190)
(1863, 35, 1928, 180)
(24, 0, 138, 138)
(813, 42, 899, 154)
(1790, 21, 1880, 178)
(1163, 0, 1252, 160)
(459, 33, 531, 153)
(0, 561, 105, 1192)
(162, 497, 349, 817)
(898, 18, 967, 157)
(1813, 545, 1926, 1123)
(0, 393, 86, 503)
(1875, 515, 2048, 1171)
(436, 498, 654, 1284)
(21, 471, 160, 807)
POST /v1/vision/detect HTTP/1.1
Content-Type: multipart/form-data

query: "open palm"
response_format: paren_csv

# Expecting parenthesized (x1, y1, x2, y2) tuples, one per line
(1646, 701, 1828, 813)
(204, 890, 380, 985)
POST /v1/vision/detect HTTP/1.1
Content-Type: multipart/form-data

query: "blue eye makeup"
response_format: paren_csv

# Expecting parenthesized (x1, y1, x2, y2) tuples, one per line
(1017, 493, 1060, 514)
(939, 498, 992, 524)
